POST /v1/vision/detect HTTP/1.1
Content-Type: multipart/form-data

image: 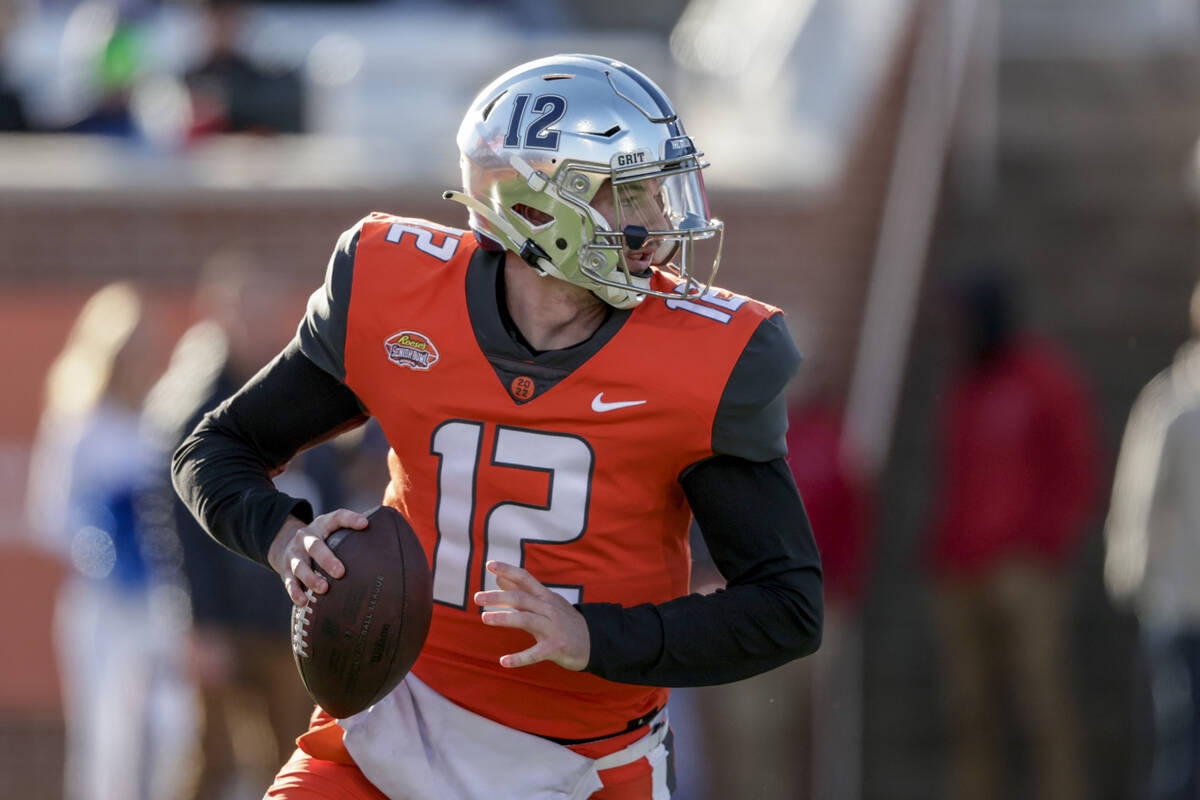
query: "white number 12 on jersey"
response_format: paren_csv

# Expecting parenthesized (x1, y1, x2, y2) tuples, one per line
(429, 421, 594, 609)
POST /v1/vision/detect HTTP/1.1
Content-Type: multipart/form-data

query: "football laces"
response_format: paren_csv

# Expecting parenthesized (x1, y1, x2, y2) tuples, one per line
(291, 588, 318, 659)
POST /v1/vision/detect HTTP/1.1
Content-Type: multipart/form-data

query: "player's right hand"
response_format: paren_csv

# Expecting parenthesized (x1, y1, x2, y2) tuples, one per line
(266, 509, 367, 607)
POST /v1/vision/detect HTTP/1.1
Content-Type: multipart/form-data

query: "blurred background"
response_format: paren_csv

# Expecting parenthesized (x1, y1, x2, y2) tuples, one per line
(2, 0, 1199, 798)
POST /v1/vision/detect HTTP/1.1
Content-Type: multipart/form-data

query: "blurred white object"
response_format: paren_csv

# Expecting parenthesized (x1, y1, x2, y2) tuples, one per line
(130, 73, 191, 150)
(671, 0, 912, 191)
(671, 0, 816, 83)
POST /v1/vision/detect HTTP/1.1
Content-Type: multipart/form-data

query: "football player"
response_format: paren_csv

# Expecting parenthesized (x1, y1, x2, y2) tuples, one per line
(174, 54, 823, 799)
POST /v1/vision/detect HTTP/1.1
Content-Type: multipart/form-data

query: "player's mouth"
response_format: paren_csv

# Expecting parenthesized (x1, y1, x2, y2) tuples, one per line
(625, 249, 654, 276)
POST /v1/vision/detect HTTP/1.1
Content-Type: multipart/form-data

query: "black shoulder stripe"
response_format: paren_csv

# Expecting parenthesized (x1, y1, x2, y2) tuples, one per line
(711, 313, 803, 462)
(296, 220, 364, 383)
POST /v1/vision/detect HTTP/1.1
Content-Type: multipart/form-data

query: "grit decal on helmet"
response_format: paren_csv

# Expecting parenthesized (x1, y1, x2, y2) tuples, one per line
(444, 54, 724, 309)
(384, 331, 440, 371)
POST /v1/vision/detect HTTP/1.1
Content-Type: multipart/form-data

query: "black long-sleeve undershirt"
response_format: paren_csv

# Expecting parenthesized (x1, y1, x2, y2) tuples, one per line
(171, 342, 367, 565)
(581, 455, 822, 685)
(172, 341, 823, 686)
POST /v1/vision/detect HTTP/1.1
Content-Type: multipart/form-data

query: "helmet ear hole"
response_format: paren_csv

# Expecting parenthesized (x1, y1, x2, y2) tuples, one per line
(512, 203, 554, 227)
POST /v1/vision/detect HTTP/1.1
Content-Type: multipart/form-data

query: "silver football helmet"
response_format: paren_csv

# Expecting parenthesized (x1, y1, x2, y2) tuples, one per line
(445, 54, 723, 309)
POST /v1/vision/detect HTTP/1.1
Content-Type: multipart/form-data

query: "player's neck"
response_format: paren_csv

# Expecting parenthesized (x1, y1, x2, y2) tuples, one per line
(502, 254, 608, 352)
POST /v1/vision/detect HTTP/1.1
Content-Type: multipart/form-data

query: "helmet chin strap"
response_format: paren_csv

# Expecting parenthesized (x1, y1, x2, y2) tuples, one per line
(442, 190, 567, 280)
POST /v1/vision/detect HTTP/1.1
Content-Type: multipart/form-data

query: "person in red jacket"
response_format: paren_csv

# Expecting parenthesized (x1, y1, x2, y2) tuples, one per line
(787, 402, 871, 611)
(927, 272, 1099, 800)
(786, 396, 872, 800)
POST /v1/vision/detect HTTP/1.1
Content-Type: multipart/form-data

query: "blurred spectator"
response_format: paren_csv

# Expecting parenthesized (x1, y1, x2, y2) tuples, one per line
(320, 419, 391, 513)
(142, 251, 313, 799)
(786, 398, 870, 612)
(61, 9, 146, 136)
(25, 282, 194, 800)
(1105, 280, 1200, 800)
(0, 74, 28, 130)
(786, 394, 872, 800)
(926, 270, 1099, 800)
(185, 0, 304, 137)
(0, 0, 30, 130)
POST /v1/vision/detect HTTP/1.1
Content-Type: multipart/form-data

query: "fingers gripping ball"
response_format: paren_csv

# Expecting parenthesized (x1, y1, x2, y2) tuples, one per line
(290, 506, 433, 718)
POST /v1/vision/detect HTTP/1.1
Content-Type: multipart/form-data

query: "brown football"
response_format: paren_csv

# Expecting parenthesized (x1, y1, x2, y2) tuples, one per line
(290, 505, 433, 719)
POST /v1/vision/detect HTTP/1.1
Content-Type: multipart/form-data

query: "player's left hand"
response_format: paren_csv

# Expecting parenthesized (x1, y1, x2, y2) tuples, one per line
(474, 560, 591, 672)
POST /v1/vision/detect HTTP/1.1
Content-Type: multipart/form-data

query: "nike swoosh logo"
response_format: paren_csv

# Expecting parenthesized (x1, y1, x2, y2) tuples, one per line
(591, 393, 647, 413)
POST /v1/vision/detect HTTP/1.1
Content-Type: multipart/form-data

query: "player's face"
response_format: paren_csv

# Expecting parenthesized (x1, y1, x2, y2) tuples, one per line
(589, 179, 669, 275)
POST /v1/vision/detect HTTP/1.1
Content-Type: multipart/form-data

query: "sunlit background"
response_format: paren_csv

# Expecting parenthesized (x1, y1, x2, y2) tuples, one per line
(3, 0, 1199, 798)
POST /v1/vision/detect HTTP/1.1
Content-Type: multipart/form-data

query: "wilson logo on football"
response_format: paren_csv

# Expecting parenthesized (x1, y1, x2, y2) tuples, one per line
(384, 330, 440, 371)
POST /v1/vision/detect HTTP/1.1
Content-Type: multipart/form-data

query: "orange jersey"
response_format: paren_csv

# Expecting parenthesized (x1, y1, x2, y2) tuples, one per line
(298, 213, 794, 741)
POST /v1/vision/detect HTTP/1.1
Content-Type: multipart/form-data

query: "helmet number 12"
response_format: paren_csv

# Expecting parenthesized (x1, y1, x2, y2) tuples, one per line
(429, 420, 593, 609)
(503, 94, 568, 151)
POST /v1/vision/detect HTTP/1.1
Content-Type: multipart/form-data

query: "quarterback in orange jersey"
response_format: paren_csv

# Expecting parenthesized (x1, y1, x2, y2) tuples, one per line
(174, 54, 822, 799)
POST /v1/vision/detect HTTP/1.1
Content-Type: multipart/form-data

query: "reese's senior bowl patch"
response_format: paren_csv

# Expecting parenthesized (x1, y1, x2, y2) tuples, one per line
(384, 330, 439, 370)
